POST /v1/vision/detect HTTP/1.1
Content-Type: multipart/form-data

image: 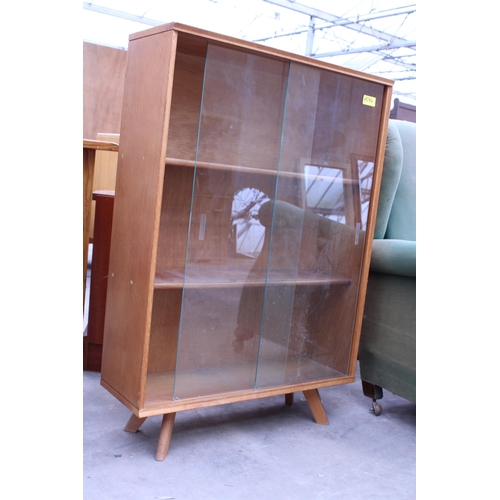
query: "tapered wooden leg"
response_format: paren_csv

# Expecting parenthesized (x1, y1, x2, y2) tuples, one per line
(285, 393, 294, 406)
(155, 413, 176, 461)
(124, 413, 147, 433)
(303, 389, 329, 425)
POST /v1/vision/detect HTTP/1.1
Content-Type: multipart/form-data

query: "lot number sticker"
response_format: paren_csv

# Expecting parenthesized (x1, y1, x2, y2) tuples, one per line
(362, 95, 376, 107)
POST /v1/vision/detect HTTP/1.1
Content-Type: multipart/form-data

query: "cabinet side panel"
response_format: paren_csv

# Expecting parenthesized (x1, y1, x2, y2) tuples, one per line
(101, 31, 177, 410)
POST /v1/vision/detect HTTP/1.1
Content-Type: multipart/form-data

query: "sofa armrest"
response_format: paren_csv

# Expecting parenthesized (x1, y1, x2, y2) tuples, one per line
(370, 239, 416, 277)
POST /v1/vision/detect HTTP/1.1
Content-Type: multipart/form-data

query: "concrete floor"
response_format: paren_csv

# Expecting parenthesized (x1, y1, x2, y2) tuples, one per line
(83, 247, 416, 499)
(83, 367, 415, 500)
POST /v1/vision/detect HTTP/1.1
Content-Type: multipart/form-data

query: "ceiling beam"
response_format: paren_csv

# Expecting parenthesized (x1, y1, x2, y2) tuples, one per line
(314, 39, 416, 58)
(253, 5, 416, 43)
(83, 2, 164, 27)
(263, 0, 414, 45)
(82, 1, 416, 74)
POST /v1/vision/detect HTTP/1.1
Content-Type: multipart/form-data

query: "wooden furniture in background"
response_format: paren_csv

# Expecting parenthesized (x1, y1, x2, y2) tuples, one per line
(390, 97, 416, 123)
(84, 190, 115, 371)
(89, 133, 119, 240)
(83, 42, 127, 140)
(83, 140, 118, 308)
(100, 22, 393, 460)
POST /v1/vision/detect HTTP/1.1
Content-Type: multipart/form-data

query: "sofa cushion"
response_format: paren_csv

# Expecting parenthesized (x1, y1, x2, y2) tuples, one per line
(373, 120, 403, 239)
(370, 239, 416, 277)
(385, 120, 416, 241)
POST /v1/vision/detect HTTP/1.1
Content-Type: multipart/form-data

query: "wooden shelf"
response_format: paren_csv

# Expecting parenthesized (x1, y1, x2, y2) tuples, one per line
(83, 139, 119, 151)
(143, 356, 346, 414)
(166, 157, 359, 184)
(89, 151, 359, 184)
(154, 267, 351, 289)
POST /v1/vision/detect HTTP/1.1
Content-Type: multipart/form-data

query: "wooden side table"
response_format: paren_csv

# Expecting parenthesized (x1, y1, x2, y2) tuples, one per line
(83, 140, 118, 309)
(83, 190, 115, 371)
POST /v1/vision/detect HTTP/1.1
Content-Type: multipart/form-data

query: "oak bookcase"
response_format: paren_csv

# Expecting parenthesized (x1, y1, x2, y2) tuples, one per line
(100, 22, 393, 460)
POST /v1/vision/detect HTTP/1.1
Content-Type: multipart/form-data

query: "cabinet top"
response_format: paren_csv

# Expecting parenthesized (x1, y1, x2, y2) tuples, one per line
(129, 22, 394, 86)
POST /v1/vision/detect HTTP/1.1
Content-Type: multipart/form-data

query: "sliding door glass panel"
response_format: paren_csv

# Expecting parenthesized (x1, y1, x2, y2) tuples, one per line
(255, 63, 385, 387)
(172, 43, 288, 400)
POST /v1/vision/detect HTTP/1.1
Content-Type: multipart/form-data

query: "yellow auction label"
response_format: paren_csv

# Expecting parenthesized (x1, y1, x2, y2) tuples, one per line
(363, 95, 376, 107)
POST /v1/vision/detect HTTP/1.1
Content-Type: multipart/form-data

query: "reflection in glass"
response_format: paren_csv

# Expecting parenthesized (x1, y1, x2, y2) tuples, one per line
(358, 160, 374, 230)
(304, 165, 346, 224)
(231, 188, 270, 258)
(304, 160, 375, 230)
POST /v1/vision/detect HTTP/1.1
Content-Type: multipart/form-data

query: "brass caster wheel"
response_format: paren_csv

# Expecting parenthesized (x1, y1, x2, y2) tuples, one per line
(372, 400, 382, 416)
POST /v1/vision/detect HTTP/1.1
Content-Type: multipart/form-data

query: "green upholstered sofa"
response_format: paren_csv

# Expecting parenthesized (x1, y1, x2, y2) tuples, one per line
(358, 119, 416, 414)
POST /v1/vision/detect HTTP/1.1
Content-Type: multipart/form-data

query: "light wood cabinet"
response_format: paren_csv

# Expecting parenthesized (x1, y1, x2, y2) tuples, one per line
(100, 22, 393, 460)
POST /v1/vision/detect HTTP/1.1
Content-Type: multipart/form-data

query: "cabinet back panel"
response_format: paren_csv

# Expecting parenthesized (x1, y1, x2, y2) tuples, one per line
(156, 166, 277, 273)
(166, 41, 206, 161)
(196, 43, 288, 171)
(147, 289, 181, 376)
(312, 72, 384, 164)
(156, 165, 194, 270)
(254, 203, 365, 376)
(166, 36, 290, 171)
